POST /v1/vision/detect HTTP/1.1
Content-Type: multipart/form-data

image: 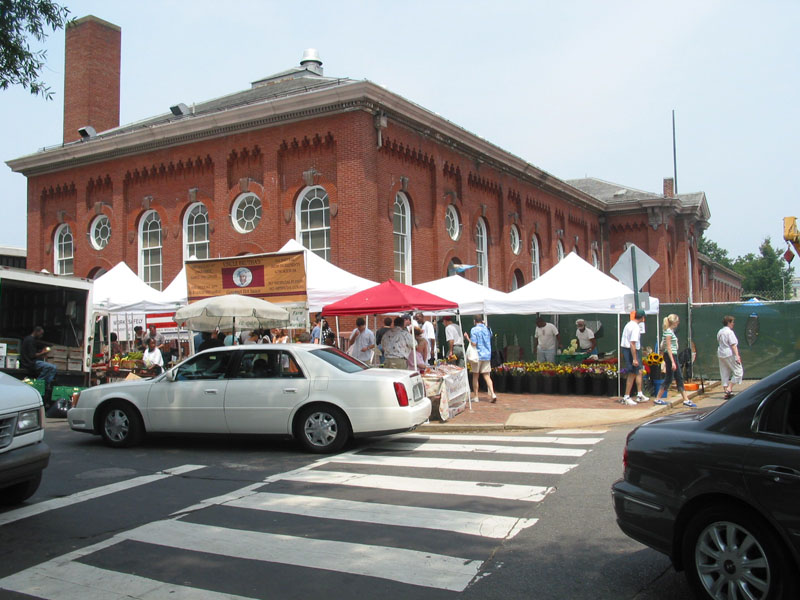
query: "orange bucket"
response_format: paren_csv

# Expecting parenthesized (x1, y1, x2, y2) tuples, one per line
(684, 383, 699, 391)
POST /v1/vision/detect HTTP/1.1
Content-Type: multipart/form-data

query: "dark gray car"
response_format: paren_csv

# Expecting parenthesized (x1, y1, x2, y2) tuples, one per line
(612, 362, 800, 600)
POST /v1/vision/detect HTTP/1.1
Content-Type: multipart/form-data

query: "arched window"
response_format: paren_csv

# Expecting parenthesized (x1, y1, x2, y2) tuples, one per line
(512, 269, 524, 291)
(139, 210, 162, 290)
(231, 192, 261, 234)
(90, 215, 111, 250)
(476, 217, 488, 286)
(54, 224, 73, 275)
(393, 192, 412, 283)
(445, 204, 461, 241)
(296, 186, 330, 261)
(556, 240, 565, 262)
(531, 235, 540, 280)
(184, 202, 209, 260)
(592, 248, 600, 269)
(510, 225, 521, 255)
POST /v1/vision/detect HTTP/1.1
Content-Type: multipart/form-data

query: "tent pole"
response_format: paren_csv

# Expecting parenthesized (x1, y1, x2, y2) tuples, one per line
(335, 317, 340, 349)
(460, 308, 471, 411)
(617, 313, 621, 397)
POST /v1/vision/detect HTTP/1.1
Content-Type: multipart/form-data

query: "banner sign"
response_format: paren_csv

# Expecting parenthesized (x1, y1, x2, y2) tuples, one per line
(109, 313, 146, 342)
(186, 252, 307, 303)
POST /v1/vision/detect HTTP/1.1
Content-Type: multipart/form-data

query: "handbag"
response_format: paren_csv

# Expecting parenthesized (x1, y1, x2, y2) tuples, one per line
(465, 343, 479, 363)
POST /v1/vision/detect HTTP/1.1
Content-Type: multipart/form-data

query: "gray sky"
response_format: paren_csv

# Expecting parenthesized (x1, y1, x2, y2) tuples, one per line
(2, 0, 798, 261)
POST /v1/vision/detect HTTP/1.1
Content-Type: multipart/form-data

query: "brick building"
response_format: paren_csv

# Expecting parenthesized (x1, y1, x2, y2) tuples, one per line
(7, 15, 739, 304)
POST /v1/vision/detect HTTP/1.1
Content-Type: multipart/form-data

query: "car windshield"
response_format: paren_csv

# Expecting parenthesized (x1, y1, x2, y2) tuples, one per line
(309, 347, 369, 373)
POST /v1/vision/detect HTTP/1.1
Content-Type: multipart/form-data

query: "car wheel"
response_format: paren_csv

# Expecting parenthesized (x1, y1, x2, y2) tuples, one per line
(682, 505, 793, 600)
(0, 473, 42, 506)
(100, 401, 144, 448)
(294, 404, 350, 454)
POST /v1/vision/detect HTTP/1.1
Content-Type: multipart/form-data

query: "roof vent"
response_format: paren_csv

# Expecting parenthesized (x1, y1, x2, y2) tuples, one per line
(300, 48, 323, 75)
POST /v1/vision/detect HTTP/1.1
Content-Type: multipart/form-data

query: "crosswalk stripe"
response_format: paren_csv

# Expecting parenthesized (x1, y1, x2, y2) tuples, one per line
(228, 491, 538, 539)
(0, 560, 257, 600)
(125, 519, 482, 592)
(328, 453, 576, 474)
(280, 470, 553, 502)
(371, 441, 587, 457)
(548, 429, 607, 434)
(399, 433, 603, 445)
(0, 464, 206, 528)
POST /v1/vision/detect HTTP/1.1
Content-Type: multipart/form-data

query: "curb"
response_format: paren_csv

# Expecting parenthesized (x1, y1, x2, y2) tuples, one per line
(417, 380, 724, 433)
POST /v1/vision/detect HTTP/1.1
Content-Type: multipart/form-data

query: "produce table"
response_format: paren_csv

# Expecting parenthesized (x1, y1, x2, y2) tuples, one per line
(422, 365, 469, 422)
(556, 352, 590, 364)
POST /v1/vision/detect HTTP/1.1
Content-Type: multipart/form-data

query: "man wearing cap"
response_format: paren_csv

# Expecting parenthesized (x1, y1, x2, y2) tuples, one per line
(620, 310, 648, 405)
(575, 319, 597, 357)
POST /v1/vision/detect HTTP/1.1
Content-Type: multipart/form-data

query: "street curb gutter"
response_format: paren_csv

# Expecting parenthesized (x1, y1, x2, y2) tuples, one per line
(417, 380, 723, 433)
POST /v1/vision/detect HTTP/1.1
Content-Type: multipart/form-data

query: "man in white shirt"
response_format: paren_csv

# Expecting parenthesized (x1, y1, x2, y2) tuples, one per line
(534, 318, 560, 363)
(348, 317, 376, 364)
(620, 310, 648, 405)
(442, 315, 464, 367)
(416, 313, 437, 364)
(575, 319, 597, 356)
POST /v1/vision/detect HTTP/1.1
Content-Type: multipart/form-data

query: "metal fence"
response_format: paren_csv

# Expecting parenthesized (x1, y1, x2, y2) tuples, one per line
(480, 300, 800, 380)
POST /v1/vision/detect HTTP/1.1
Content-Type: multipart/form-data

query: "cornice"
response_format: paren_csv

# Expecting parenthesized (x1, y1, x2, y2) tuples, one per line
(7, 81, 604, 213)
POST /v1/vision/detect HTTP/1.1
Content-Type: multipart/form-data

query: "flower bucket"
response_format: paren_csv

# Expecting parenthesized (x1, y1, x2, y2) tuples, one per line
(510, 374, 524, 394)
(491, 371, 507, 393)
(607, 376, 620, 397)
(557, 373, 572, 395)
(541, 375, 555, 394)
(573, 374, 588, 395)
(590, 375, 605, 396)
(527, 372, 540, 394)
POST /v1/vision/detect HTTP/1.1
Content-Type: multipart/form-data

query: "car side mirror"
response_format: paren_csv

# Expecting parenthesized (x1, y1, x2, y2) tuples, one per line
(164, 369, 176, 382)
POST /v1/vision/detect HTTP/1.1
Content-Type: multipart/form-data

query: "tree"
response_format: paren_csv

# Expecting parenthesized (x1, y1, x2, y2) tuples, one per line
(698, 235, 733, 269)
(733, 237, 794, 300)
(0, 0, 70, 99)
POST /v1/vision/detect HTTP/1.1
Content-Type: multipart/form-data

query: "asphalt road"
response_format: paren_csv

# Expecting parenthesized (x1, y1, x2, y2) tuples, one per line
(0, 416, 696, 599)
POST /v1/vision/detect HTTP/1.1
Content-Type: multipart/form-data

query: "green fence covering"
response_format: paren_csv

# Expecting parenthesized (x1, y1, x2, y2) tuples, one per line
(475, 301, 799, 380)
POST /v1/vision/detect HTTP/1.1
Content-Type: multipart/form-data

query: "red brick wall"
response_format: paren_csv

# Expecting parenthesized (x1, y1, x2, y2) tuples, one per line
(63, 16, 121, 143)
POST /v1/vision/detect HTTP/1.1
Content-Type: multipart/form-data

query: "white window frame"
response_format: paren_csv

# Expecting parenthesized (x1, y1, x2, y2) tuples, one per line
(510, 224, 521, 255)
(476, 217, 488, 286)
(556, 240, 565, 262)
(445, 204, 461, 241)
(139, 210, 163, 290)
(393, 192, 412, 283)
(296, 186, 331, 261)
(89, 215, 111, 251)
(231, 192, 262, 234)
(54, 223, 74, 275)
(531, 234, 540, 280)
(184, 202, 209, 260)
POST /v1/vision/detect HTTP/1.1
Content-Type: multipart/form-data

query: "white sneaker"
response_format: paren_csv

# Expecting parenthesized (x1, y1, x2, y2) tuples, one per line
(636, 394, 649, 403)
(622, 396, 637, 406)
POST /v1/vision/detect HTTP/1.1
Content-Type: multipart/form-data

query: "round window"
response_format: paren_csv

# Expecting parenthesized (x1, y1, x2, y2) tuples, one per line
(445, 205, 461, 241)
(231, 192, 262, 233)
(90, 215, 111, 250)
(510, 225, 521, 255)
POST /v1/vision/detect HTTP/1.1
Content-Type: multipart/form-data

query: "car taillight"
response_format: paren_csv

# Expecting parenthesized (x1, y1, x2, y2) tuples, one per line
(393, 382, 409, 407)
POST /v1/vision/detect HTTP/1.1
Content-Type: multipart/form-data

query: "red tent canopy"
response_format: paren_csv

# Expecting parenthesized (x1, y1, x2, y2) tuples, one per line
(321, 279, 459, 317)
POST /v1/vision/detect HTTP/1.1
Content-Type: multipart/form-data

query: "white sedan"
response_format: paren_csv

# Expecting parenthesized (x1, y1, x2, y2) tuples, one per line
(68, 344, 431, 453)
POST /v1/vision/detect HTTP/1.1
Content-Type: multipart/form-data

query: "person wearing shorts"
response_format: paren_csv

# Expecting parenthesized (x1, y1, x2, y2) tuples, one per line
(620, 310, 648, 405)
(465, 315, 497, 403)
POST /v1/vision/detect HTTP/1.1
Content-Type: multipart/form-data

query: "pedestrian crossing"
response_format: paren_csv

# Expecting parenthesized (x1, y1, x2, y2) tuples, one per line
(0, 430, 605, 599)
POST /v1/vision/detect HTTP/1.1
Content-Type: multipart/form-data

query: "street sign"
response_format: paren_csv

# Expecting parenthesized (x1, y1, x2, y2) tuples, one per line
(610, 244, 659, 291)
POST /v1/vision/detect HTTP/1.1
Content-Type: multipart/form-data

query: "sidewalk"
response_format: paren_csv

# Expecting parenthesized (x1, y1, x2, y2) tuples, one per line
(418, 379, 759, 432)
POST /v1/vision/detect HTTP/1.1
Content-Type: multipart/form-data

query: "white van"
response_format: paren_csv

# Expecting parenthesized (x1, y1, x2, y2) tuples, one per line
(0, 373, 50, 505)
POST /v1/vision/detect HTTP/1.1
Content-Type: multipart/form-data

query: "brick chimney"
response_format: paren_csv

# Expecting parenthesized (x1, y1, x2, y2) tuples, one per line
(663, 177, 675, 198)
(63, 16, 121, 143)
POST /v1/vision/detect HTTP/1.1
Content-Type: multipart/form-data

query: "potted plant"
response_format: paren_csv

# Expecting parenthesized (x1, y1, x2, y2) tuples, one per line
(507, 362, 526, 393)
(644, 352, 664, 381)
(573, 366, 590, 395)
(607, 366, 621, 397)
(526, 362, 540, 394)
(540, 364, 557, 394)
(556, 364, 573, 395)
(491, 364, 508, 393)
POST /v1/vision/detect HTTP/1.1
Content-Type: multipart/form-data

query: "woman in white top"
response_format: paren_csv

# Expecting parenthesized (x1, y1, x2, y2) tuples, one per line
(656, 314, 693, 407)
(717, 315, 743, 399)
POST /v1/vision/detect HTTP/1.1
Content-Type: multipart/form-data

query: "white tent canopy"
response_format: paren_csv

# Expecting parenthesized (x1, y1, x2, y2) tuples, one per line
(93, 262, 180, 312)
(484, 252, 660, 315)
(159, 240, 379, 313)
(415, 275, 509, 315)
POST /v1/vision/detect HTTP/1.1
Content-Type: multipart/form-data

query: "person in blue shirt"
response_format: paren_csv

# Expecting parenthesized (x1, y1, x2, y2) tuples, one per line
(465, 315, 497, 402)
(310, 313, 322, 344)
